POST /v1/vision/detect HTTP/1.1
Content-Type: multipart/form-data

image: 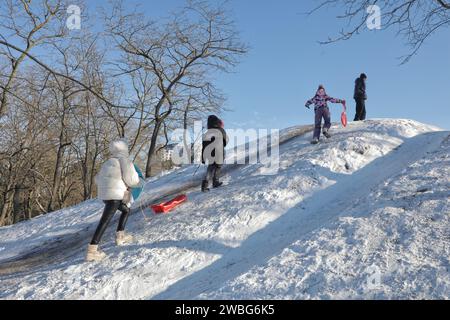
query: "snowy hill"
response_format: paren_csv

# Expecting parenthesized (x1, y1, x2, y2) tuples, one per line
(0, 119, 449, 300)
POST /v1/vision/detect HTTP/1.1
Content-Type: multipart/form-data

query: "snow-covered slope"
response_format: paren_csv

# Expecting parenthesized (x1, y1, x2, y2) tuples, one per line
(0, 119, 448, 300)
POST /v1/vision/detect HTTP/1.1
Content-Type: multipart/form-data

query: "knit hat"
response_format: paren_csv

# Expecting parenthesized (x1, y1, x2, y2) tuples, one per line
(316, 84, 326, 95)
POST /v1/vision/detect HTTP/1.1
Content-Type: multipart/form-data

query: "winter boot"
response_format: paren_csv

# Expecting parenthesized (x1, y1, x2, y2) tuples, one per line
(201, 180, 210, 192)
(323, 129, 331, 139)
(213, 180, 223, 189)
(86, 244, 106, 262)
(310, 138, 319, 145)
(116, 231, 134, 246)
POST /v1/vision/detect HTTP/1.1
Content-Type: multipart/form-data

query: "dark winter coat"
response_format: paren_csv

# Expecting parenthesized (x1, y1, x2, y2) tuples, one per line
(354, 77, 367, 100)
(202, 115, 229, 164)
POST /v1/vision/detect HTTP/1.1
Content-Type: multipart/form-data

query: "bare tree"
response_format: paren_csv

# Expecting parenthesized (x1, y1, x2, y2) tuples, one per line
(309, 0, 450, 63)
(0, 66, 53, 225)
(0, 0, 247, 226)
(105, 0, 247, 177)
(0, 0, 67, 118)
(70, 36, 118, 201)
(44, 56, 77, 212)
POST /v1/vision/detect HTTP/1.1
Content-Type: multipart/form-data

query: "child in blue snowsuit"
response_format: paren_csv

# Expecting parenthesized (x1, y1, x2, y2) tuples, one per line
(305, 85, 345, 144)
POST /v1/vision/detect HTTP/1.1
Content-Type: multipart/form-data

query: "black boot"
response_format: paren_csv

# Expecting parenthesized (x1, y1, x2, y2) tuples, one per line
(213, 180, 223, 188)
(323, 129, 331, 139)
(201, 180, 210, 192)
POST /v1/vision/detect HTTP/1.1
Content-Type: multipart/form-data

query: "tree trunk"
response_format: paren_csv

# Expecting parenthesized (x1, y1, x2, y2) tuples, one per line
(0, 189, 14, 226)
(47, 96, 69, 212)
(145, 120, 163, 177)
(0, 53, 27, 117)
(82, 139, 90, 200)
(49, 145, 64, 211)
(88, 154, 98, 199)
(25, 189, 33, 221)
(13, 184, 23, 224)
(183, 105, 192, 163)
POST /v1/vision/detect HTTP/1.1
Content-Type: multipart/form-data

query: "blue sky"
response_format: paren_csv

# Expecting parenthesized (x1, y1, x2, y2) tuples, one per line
(89, 0, 450, 130)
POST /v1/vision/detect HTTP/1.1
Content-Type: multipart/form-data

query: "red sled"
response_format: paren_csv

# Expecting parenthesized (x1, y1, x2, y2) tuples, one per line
(341, 101, 348, 127)
(151, 194, 187, 214)
(341, 112, 348, 127)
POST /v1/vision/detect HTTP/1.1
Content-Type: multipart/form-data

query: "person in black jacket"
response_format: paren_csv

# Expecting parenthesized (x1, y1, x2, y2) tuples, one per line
(202, 115, 229, 192)
(354, 73, 367, 121)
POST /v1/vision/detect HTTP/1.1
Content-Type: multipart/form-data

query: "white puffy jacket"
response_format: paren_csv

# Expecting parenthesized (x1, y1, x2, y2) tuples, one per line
(95, 140, 140, 201)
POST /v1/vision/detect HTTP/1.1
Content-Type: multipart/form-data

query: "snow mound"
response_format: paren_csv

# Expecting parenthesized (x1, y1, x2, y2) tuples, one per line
(203, 133, 450, 300)
(0, 119, 448, 300)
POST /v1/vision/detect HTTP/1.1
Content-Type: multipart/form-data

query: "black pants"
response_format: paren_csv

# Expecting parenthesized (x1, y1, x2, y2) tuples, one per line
(205, 164, 222, 184)
(90, 200, 130, 245)
(354, 98, 366, 121)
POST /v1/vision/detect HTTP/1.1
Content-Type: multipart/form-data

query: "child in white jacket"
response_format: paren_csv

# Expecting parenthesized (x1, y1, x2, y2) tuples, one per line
(87, 139, 140, 262)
